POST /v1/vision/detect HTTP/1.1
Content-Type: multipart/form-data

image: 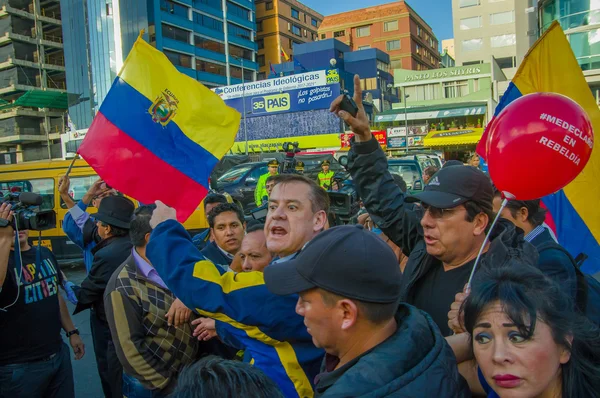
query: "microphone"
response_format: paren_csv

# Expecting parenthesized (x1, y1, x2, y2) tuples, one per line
(18, 192, 43, 206)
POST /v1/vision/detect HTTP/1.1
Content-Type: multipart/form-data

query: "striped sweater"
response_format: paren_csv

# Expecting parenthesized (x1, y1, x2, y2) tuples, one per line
(104, 256, 198, 393)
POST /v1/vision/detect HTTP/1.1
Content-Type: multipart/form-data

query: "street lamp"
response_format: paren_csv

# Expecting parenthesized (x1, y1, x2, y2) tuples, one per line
(404, 92, 410, 154)
(231, 56, 248, 155)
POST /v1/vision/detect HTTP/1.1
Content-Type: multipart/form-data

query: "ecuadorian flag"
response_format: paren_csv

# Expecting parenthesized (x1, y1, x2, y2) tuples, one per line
(478, 21, 600, 274)
(78, 34, 241, 221)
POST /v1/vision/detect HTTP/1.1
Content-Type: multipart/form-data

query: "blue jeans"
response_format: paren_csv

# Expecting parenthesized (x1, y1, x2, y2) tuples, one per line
(122, 372, 167, 398)
(0, 342, 74, 398)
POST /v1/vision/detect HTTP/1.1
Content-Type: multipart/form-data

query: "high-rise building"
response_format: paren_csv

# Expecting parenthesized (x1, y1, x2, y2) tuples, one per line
(318, 1, 441, 71)
(0, 0, 67, 163)
(61, 0, 259, 133)
(254, 0, 323, 80)
(442, 38, 455, 58)
(538, 0, 600, 101)
(452, 0, 537, 81)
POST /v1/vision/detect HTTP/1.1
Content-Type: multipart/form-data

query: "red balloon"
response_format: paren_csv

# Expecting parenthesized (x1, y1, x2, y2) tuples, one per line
(487, 92, 594, 200)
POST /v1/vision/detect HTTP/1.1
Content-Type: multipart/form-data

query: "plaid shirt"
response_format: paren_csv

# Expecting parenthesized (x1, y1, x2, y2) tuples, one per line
(104, 256, 198, 392)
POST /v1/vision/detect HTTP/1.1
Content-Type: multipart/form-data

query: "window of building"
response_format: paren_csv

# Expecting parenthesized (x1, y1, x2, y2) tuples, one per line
(334, 30, 345, 37)
(491, 33, 516, 47)
(459, 0, 480, 7)
(164, 50, 192, 68)
(405, 83, 439, 101)
(228, 23, 252, 40)
(496, 56, 516, 69)
(303, 29, 307, 37)
(384, 20, 398, 32)
(358, 45, 370, 50)
(304, 14, 307, 23)
(257, 21, 263, 32)
(229, 44, 253, 60)
(490, 10, 514, 25)
(321, 33, 326, 39)
(197, 0, 221, 9)
(194, 35, 225, 53)
(194, 13, 223, 32)
(460, 16, 482, 30)
(377, 60, 390, 72)
(106, 2, 113, 16)
(292, 25, 301, 36)
(356, 26, 370, 37)
(266, 1, 273, 10)
(443, 80, 469, 98)
(359, 78, 377, 91)
(258, 72, 266, 80)
(390, 59, 402, 69)
(291, 8, 300, 20)
(386, 40, 401, 51)
(162, 23, 189, 43)
(416, 44, 422, 55)
(463, 60, 483, 65)
(312, 32, 316, 40)
(257, 39, 264, 49)
(257, 54, 265, 66)
(227, 1, 250, 21)
(289, 38, 293, 48)
(311, 18, 318, 27)
(160, 0, 188, 18)
(230, 66, 253, 81)
(462, 38, 483, 51)
(196, 59, 227, 76)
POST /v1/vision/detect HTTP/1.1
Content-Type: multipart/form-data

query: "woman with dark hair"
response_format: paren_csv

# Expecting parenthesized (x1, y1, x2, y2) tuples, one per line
(422, 166, 439, 185)
(461, 265, 600, 398)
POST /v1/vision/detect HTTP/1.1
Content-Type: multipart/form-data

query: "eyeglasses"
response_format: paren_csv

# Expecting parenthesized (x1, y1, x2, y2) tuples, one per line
(421, 203, 457, 219)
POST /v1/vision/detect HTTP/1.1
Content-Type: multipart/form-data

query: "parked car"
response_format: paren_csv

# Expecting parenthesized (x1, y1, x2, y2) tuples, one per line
(398, 153, 443, 171)
(387, 158, 425, 193)
(215, 161, 269, 214)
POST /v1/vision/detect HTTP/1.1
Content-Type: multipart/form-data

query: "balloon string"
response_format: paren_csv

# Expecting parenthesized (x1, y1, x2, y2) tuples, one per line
(465, 198, 508, 294)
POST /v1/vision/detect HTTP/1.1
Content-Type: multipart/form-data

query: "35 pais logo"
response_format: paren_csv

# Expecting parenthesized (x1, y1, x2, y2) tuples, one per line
(149, 89, 179, 126)
(251, 93, 290, 114)
(326, 69, 340, 84)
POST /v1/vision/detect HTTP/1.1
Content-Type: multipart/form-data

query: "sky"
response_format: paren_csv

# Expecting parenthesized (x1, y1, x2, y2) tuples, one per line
(301, 0, 454, 43)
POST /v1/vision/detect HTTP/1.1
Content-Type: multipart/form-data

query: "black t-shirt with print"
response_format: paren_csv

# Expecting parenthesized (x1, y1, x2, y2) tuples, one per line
(0, 246, 63, 365)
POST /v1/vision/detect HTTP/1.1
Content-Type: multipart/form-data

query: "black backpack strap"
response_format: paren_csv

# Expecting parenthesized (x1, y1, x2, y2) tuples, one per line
(536, 241, 589, 313)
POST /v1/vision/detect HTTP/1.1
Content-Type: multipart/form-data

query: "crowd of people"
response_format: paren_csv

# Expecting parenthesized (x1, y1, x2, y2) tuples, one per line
(0, 74, 599, 398)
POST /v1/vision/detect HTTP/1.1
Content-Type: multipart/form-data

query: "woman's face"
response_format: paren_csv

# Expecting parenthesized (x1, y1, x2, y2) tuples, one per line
(473, 302, 571, 398)
(470, 155, 480, 167)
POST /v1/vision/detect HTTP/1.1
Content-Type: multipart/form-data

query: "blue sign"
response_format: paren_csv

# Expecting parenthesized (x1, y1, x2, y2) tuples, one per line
(387, 137, 407, 148)
(225, 84, 340, 118)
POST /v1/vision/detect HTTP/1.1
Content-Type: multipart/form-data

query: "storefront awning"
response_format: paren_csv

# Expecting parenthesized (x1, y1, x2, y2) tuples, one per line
(423, 128, 484, 148)
(375, 102, 487, 123)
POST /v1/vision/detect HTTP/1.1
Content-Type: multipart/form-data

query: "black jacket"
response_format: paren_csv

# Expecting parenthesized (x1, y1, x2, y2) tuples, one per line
(314, 304, 470, 397)
(348, 137, 538, 305)
(531, 229, 577, 301)
(74, 235, 133, 322)
(200, 241, 233, 269)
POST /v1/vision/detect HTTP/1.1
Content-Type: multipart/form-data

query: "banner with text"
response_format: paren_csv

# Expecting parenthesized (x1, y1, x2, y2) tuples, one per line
(224, 84, 340, 118)
(213, 69, 340, 100)
(341, 130, 387, 149)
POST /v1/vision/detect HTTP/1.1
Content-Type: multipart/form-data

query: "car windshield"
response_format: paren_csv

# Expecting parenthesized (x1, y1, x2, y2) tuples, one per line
(217, 164, 254, 184)
(388, 163, 421, 190)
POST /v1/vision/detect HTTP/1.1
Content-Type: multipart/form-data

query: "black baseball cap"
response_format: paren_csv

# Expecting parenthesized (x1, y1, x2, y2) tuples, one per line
(406, 165, 493, 209)
(442, 160, 464, 168)
(264, 225, 402, 303)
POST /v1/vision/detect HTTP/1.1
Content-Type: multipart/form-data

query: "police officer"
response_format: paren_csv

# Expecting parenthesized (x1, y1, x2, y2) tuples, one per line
(317, 160, 335, 190)
(295, 161, 305, 174)
(255, 159, 279, 206)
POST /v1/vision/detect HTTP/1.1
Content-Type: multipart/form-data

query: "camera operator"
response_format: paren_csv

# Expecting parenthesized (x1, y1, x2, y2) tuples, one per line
(295, 161, 305, 175)
(0, 203, 85, 398)
(58, 176, 116, 272)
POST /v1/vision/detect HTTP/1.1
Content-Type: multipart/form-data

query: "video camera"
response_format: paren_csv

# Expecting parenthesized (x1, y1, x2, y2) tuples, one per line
(280, 141, 301, 174)
(0, 192, 57, 231)
(327, 171, 360, 225)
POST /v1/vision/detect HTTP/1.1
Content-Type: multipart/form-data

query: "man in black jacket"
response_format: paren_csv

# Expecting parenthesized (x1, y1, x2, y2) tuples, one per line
(330, 75, 537, 336)
(73, 196, 134, 398)
(265, 225, 470, 397)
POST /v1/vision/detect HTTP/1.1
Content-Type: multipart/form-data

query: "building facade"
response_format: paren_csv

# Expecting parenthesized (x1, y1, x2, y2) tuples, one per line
(538, 0, 600, 102)
(318, 1, 441, 71)
(442, 38, 455, 58)
(271, 38, 399, 113)
(254, 0, 323, 80)
(0, 0, 67, 163)
(61, 0, 258, 133)
(376, 62, 506, 159)
(452, 0, 537, 81)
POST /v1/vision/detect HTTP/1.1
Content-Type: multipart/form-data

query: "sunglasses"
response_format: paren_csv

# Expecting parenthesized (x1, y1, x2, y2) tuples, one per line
(421, 203, 459, 219)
